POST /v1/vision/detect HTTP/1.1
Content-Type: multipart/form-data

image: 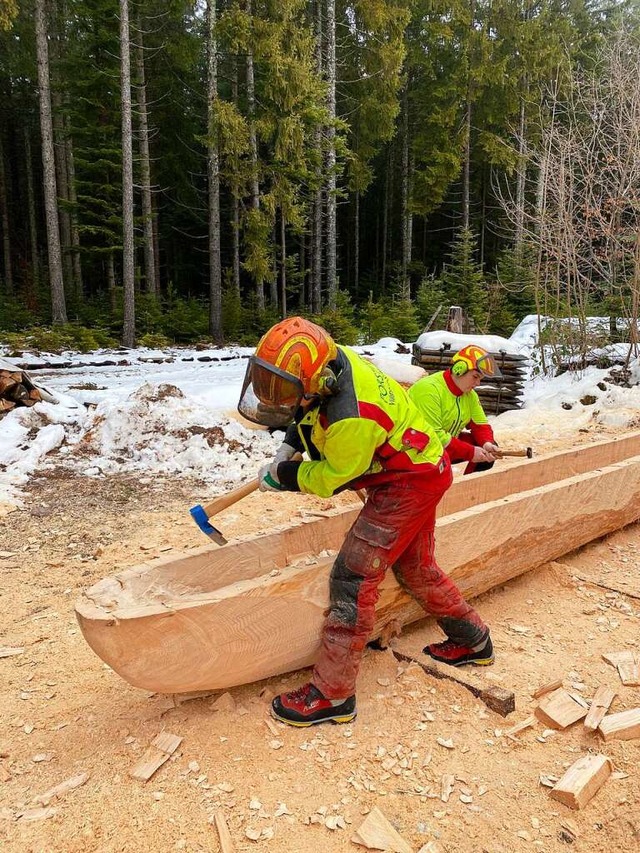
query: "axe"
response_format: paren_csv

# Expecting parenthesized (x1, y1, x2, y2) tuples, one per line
(190, 452, 304, 544)
(494, 446, 533, 459)
(190, 454, 367, 544)
(190, 480, 259, 545)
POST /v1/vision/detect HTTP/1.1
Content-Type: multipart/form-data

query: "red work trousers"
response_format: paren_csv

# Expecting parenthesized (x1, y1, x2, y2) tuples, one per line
(313, 457, 488, 699)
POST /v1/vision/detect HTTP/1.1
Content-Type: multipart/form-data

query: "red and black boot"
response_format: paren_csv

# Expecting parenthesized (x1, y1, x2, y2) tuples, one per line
(425, 632, 494, 667)
(272, 682, 356, 727)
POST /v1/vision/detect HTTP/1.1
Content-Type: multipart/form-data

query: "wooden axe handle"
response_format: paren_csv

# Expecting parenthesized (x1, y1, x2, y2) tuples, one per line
(202, 452, 304, 519)
(202, 479, 259, 518)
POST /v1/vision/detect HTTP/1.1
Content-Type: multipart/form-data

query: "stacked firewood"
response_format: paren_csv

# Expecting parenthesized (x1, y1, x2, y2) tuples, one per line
(411, 344, 529, 414)
(0, 359, 45, 415)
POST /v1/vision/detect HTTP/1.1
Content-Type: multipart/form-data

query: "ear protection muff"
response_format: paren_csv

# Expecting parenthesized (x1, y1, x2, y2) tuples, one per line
(317, 366, 339, 395)
(451, 360, 468, 377)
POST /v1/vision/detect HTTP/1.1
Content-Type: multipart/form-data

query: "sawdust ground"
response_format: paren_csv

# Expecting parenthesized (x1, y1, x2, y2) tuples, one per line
(1, 434, 640, 853)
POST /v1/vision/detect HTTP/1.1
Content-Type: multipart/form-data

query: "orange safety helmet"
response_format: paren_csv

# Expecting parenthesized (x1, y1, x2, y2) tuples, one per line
(237, 317, 338, 427)
(451, 345, 502, 378)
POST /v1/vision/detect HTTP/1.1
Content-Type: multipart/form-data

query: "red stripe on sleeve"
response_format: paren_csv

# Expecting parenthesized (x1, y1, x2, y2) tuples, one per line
(358, 401, 394, 432)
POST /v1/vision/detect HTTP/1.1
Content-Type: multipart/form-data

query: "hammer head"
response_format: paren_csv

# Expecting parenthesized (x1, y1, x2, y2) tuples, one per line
(189, 504, 228, 545)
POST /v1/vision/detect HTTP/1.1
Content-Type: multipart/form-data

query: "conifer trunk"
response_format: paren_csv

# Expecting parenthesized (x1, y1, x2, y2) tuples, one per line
(35, 0, 67, 324)
(382, 147, 390, 292)
(246, 0, 264, 311)
(24, 129, 40, 288)
(0, 135, 13, 295)
(231, 56, 241, 300)
(136, 22, 157, 296)
(207, 0, 222, 341)
(401, 84, 411, 298)
(107, 251, 117, 313)
(462, 100, 471, 231)
(515, 88, 527, 253)
(120, 0, 136, 347)
(325, 0, 337, 307)
(353, 190, 359, 299)
(311, 0, 323, 313)
(50, 0, 74, 292)
(280, 210, 287, 318)
(64, 119, 83, 296)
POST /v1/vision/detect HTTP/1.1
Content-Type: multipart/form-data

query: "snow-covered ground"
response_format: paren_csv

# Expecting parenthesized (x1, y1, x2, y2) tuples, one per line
(2, 319, 640, 514)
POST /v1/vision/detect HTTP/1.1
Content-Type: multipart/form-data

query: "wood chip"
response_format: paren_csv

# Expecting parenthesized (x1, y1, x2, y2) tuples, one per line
(264, 717, 281, 736)
(534, 688, 588, 729)
(33, 772, 90, 806)
(0, 647, 25, 659)
(352, 806, 413, 853)
(211, 691, 236, 712)
(440, 774, 455, 802)
(584, 687, 616, 731)
(130, 731, 182, 782)
(598, 707, 640, 741)
(549, 753, 612, 809)
(503, 715, 536, 739)
(19, 807, 57, 821)
(532, 678, 563, 700)
(212, 810, 235, 853)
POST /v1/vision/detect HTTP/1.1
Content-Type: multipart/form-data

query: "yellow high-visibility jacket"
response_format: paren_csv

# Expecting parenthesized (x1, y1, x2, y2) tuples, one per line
(277, 346, 445, 498)
(408, 369, 493, 461)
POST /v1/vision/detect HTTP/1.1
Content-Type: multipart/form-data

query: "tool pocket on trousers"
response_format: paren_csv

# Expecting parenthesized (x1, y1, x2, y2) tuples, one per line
(352, 516, 398, 550)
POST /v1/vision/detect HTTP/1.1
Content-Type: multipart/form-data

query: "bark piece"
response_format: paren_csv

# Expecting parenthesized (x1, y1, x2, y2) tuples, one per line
(534, 688, 588, 729)
(351, 806, 413, 853)
(129, 732, 182, 782)
(213, 810, 235, 853)
(549, 754, 612, 809)
(598, 708, 640, 741)
(583, 687, 616, 731)
(392, 650, 515, 717)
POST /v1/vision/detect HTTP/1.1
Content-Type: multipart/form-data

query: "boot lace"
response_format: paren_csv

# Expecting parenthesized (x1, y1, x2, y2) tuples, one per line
(431, 639, 460, 653)
(286, 682, 320, 706)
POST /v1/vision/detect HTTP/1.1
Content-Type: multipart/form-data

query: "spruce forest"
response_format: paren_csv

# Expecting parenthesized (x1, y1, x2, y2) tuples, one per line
(1, 0, 640, 355)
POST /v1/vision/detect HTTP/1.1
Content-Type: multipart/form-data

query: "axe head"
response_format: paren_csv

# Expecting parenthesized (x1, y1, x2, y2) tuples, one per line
(189, 504, 228, 545)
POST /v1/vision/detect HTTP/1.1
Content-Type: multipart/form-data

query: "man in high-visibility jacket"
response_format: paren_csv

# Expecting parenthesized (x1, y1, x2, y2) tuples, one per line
(238, 317, 493, 727)
(408, 345, 501, 475)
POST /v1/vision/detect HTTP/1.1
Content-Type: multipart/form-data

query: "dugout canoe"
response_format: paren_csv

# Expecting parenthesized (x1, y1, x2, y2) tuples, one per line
(75, 432, 640, 694)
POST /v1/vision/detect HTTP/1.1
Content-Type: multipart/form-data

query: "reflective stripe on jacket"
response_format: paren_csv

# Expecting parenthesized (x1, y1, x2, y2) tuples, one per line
(285, 347, 444, 498)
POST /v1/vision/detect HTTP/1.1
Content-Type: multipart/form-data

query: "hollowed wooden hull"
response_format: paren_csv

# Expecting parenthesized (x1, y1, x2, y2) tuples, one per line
(75, 433, 640, 693)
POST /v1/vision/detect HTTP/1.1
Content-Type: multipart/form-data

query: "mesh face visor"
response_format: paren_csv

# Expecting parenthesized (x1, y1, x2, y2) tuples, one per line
(475, 352, 502, 378)
(237, 356, 304, 428)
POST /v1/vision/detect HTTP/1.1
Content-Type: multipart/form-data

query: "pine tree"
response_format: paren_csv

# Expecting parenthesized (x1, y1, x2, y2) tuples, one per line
(441, 227, 487, 330)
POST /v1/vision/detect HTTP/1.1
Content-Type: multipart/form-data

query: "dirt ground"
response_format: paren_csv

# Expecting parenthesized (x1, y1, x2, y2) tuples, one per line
(1, 431, 640, 853)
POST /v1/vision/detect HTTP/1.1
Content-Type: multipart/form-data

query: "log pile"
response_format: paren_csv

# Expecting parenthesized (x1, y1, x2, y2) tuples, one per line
(0, 357, 56, 417)
(411, 343, 529, 414)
